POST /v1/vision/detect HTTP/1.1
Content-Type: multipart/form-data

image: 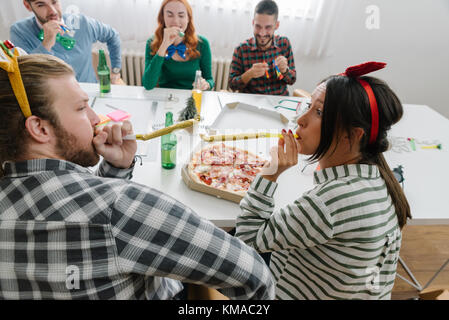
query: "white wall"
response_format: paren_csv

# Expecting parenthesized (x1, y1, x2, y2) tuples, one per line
(293, 0, 449, 120)
(1, 0, 448, 119)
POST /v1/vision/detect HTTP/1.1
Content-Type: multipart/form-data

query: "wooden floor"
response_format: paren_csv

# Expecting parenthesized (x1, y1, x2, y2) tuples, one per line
(391, 225, 449, 300)
(196, 225, 449, 300)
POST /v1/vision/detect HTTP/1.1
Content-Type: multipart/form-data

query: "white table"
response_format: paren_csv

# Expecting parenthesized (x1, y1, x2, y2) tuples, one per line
(384, 105, 449, 225)
(80, 83, 449, 228)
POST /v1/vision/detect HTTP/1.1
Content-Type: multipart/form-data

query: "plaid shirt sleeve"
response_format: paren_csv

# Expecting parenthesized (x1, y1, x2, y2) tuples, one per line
(279, 37, 296, 86)
(228, 45, 246, 92)
(110, 182, 275, 300)
(95, 159, 135, 180)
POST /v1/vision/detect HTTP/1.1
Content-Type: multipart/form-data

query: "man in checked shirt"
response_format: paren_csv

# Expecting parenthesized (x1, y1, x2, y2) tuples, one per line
(228, 0, 296, 96)
(0, 53, 275, 300)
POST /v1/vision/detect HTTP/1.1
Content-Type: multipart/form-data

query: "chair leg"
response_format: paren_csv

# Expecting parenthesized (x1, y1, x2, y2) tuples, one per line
(397, 256, 423, 291)
(421, 258, 449, 291)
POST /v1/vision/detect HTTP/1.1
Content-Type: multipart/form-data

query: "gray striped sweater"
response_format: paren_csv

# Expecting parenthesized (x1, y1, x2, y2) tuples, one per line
(236, 164, 402, 300)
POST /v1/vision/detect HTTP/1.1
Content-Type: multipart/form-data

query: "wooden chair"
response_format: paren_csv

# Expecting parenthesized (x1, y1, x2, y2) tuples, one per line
(91, 51, 126, 85)
(187, 284, 230, 300)
(293, 88, 312, 98)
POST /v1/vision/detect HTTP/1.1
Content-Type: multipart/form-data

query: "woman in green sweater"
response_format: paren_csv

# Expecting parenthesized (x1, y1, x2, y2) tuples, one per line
(142, 0, 214, 91)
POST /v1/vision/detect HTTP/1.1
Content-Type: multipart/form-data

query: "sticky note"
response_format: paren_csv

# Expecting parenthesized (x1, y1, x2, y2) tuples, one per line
(107, 110, 131, 122)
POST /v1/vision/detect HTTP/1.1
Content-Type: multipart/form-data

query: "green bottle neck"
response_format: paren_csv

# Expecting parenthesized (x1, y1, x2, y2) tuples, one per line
(98, 51, 109, 71)
(165, 112, 174, 127)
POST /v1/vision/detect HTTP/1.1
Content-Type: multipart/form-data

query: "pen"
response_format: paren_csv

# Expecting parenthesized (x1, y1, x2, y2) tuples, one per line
(105, 104, 120, 110)
(407, 138, 416, 151)
(90, 96, 97, 109)
(421, 144, 442, 150)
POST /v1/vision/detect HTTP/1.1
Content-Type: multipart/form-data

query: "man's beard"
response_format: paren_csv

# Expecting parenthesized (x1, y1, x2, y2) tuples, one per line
(31, 8, 61, 25)
(54, 124, 100, 168)
(256, 35, 273, 49)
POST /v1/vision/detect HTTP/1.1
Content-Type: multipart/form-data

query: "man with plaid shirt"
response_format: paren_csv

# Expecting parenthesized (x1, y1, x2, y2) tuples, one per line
(0, 53, 275, 300)
(229, 0, 296, 96)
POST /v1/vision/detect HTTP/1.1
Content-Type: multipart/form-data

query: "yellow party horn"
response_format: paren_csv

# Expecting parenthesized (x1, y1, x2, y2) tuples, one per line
(200, 132, 298, 142)
(123, 118, 198, 141)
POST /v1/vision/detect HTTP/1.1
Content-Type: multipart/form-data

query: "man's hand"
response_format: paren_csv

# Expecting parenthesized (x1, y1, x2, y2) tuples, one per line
(111, 73, 125, 85)
(275, 56, 289, 74)
(241, 62, 268, 85)
(250, 62, 269, 79)
(93, 120, 137, 169)
(41, 21, 65, 51)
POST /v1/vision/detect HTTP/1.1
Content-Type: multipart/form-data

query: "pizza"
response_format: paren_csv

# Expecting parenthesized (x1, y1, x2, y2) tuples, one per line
(188, 143, 267, 196)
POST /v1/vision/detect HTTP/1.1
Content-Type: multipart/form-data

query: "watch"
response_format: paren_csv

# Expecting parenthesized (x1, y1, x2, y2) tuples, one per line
(112, 67, 121, 74)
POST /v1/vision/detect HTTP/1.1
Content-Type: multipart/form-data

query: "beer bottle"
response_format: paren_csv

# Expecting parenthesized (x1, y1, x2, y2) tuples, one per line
(161, 112, 177, 169)
(192, 70, 202, 114)
(98, 49, 111, 93)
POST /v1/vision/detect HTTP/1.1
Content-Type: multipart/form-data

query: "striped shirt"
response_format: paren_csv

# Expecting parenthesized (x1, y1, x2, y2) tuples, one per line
(0, 159, 275, 300)
(236, 164, 402, 300)
(229, 36, 296, 95)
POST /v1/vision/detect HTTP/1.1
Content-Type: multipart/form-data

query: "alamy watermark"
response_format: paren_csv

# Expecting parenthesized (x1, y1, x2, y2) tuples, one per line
(365, 5, 380, 30)
(66, 265, 80, 290)
(65, 5, 81, 30)
(365, 266, 380, 290)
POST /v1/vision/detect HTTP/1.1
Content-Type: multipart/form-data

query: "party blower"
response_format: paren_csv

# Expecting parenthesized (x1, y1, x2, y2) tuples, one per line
(200, 132, 298, 142)
(122, 117, 198, 141)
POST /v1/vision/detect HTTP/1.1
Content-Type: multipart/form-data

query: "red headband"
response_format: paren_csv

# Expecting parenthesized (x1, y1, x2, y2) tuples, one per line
(340, 61, 386, 144)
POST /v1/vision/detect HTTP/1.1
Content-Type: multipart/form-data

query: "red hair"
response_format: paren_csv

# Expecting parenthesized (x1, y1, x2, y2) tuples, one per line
(150, 0, 200, 60)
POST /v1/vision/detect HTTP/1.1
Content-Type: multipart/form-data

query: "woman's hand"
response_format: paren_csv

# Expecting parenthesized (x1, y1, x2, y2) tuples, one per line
(261, 129, 298, 182)
(93, 120, 137, 169)
(162, 27, 182, 48)
(157, 27, 183, 57)
(193, 77, 211, 91)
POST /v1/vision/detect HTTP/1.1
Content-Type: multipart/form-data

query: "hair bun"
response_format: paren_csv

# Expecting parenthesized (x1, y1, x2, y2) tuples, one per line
(364, 134, 389, 156)
(378, 138, 390, 153)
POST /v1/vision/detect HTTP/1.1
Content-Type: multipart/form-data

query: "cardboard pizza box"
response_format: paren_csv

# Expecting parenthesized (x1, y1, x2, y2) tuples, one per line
(181, 101, 292, 203)
(181, 164, 244, 204)
(207, 102, 289, 134)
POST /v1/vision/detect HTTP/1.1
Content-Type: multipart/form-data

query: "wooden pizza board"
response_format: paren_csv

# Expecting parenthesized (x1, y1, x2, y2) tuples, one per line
(181, 164, 244, 204)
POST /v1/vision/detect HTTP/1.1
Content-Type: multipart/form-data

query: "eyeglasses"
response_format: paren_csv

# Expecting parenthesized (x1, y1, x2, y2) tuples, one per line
(0, 40, 31, 118)
(274, 98, 302, 112)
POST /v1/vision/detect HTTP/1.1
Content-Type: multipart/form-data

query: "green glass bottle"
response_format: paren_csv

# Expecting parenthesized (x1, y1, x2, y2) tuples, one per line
(98, 49, 111, 93)
(161, 112, 177, 169)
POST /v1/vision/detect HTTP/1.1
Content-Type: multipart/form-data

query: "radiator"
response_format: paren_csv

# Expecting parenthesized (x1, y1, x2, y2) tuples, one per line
(211, 57, 232, 91)
(121, 50, 146, 86)
(95, 50, 231, 90)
